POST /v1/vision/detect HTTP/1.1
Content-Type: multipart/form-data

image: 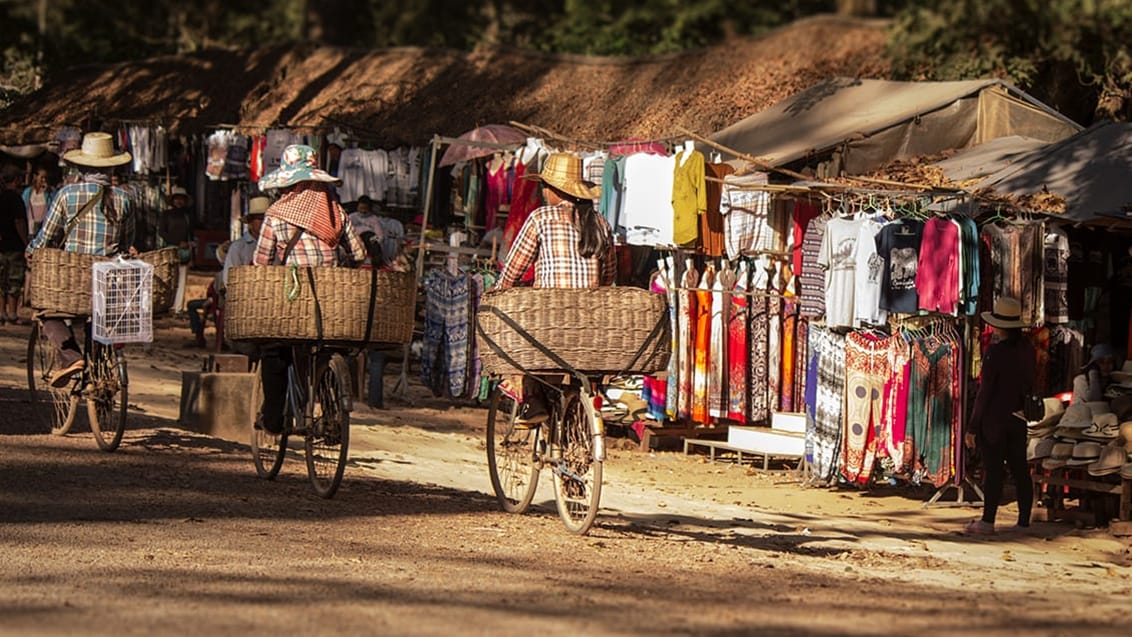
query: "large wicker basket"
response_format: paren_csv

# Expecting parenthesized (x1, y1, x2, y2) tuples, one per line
(476, 287, 670, 376)
(29, 247, 181, 315)
(138, 247, 179, 315)
(225, 265, 415, 345)
(28, 248, 103, 315)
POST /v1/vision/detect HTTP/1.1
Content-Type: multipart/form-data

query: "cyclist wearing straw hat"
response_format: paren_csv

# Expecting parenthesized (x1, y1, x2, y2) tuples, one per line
(494, 152, 616, 424)
(25, 132, 135, 387)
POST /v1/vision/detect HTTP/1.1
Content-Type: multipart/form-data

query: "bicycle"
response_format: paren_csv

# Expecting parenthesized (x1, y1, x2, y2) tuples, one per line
(27, 312, 128, 452)
(249, 343, 353, 499)
(485, 372, 606, 535)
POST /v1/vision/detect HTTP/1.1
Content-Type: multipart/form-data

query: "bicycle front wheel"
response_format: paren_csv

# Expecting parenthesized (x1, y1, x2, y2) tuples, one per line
(27, 321, 80, 435)
(250, 362, 288, 479)
(551, 390, 603, 535)
(87, 342, 127, 452)
(486, 386, 540, 513)
(305, 353, 350, 498)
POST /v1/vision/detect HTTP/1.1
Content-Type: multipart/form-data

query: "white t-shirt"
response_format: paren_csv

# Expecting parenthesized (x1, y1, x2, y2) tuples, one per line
(853, 216, 887, 327)
(620, 153, 675, 246)
(818, 216, 863, 329)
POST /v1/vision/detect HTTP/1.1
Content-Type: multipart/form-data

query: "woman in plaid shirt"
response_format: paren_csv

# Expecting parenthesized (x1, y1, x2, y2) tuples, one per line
(495, 152, 615, 423)
(254, 145, 367, 434)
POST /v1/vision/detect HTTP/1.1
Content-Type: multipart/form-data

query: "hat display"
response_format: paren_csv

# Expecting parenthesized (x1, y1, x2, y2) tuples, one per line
(258, 144, 341, 191)
(1066, 441, 1103, 466)
(522, 152, 601, 200)
(981, 297, 1027, 329)
(1058, 403, 1093, 429)
(1027, 397, 1065, 426)
(63, 132, 131, 167)
(246, 196, 270, 217)
(1042, 442, 1074, 469)
(1082, 412, 1119, 440)
(1087, 445, 1128, 476)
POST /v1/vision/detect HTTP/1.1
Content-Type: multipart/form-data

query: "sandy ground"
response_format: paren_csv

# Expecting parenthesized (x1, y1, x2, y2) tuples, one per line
(2, 296, 1132, 636)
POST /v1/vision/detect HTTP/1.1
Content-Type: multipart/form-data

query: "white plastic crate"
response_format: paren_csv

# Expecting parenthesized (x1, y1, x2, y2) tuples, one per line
(92, 258, 154, 345)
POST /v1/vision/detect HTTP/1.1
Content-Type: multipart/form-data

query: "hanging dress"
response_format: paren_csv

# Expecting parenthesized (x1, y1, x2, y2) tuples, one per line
(678, 264, 699, 420)
(727, 265, 750, 423)
(691, 270, 714, 423)
(708, 265, 731, 420)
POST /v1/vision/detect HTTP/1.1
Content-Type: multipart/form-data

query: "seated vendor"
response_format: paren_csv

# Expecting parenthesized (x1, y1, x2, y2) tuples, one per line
(1073, 343, 1117, 403)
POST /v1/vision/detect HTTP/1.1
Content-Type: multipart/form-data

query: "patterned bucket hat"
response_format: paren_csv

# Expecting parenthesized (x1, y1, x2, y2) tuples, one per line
(258, 144, 341, 190)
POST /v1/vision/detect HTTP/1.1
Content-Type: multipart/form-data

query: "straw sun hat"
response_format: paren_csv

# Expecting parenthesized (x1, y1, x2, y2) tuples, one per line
(245, 196, 271, 218)
(523, 152, 601, 200)
(981, 297, 1027, 329)
(63, 132, 131, 167)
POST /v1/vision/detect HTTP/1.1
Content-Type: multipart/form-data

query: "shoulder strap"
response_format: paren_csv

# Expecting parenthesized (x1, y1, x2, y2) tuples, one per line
(61, 187, 103, 243)
(276, 227, 304, 265)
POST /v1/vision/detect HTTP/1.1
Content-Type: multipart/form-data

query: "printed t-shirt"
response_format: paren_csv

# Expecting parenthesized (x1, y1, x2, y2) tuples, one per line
(874, 219, 924, 314)
(853, 216, 887, 326)
(817, 216, 863, 329)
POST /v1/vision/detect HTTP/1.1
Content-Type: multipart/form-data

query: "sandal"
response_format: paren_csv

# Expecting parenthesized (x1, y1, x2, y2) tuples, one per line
(963, 520, 996, 535)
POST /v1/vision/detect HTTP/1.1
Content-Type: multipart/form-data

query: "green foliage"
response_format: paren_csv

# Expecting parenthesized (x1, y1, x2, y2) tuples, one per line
(888, 0, 1132, 122)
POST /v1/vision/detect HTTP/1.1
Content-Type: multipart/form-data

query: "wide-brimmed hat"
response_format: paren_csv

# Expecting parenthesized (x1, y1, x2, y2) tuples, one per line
(1042, 442, 1075, 469)
(981, 297, 1027, 329)
(1082, 343, 1118, 371)
(1028, 437, 1056, 461)
(245, 196, 270, 218)
(1067, 441, 1103, 466)
(1121, 421, 1132, 452)
(523, 152, 600, 200)
(1088, 445, 1128, 476)
(63, 132, 131, 167)
(1082, 413, 1120, 440)
(1027, 397, 1065, 429)
(258, 144, 341, 191)
(1058, 403, 1093, 429)
(166, 186, 192, 206)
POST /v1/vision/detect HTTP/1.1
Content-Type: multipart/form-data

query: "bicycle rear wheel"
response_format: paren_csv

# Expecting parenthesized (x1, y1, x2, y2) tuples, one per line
(87, 342, 127, 452)
(26, 321, 80, 435)
(551, 389, 603, 535)
(250, 362, 288, 479)
(305, 353, 350, 499)
(486, 386, 540, 513)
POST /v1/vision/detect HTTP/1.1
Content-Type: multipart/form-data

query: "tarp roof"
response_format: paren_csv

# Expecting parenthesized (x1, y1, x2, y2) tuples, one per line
(975, 121, 1132, 223)
(934, 135, 1050, 183)
(0, 15, 891, 146)
(708, 77, 1081, 174)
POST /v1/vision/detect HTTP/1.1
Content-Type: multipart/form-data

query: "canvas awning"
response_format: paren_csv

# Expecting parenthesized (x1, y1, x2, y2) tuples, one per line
(975, 121, 1132, 224)
(934, 135, 1050, 183)
(709, 77, 1081, 176)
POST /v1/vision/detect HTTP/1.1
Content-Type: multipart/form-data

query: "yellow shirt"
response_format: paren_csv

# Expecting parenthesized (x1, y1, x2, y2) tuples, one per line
(671, 150, 706, 246)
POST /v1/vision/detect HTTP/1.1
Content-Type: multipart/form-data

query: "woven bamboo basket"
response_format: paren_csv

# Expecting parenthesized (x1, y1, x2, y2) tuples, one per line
(476, 287, 670, 376)
(225, 265, 415, 345)
(28, 248, 105, 315)
(138, 247, 179, 314)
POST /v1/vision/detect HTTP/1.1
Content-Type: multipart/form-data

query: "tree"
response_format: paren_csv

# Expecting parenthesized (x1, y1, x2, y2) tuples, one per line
(888, 0, 1132, 123)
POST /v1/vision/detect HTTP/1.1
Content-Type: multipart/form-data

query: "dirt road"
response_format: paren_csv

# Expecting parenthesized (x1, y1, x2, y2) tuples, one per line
(1, 318, 1131, 636)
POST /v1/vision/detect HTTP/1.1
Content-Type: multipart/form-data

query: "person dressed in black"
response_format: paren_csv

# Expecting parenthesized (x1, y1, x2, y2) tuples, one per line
(964, 297, 1036, 535)
(0, 166, 29, 324)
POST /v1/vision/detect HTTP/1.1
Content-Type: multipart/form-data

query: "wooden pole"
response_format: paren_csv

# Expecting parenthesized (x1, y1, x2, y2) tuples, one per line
(415, 135, 440, 281)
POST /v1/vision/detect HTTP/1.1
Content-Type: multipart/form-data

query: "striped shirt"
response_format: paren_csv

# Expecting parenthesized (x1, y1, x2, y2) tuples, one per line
(253, 214, 367, 267)
(26, 182, 134, 256)
(497, 202, 615, 289)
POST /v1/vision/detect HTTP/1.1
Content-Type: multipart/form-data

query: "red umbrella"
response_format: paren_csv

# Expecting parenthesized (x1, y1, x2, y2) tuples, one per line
(438, 124, 527, 167)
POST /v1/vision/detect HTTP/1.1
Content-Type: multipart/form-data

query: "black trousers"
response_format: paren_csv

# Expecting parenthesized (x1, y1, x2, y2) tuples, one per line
(260, 346, 292, 433)
(980, 425, 1032, 526)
